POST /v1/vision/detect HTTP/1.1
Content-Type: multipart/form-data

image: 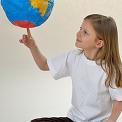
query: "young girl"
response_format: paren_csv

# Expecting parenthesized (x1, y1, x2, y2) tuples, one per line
(19, 14, 122, 122)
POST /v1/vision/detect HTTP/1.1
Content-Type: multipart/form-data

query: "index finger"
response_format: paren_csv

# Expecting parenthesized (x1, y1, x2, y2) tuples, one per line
(27, 28, 32, 38)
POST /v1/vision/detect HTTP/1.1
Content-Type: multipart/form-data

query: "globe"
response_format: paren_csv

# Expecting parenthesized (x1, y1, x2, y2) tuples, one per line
(1, 0, 54, 28)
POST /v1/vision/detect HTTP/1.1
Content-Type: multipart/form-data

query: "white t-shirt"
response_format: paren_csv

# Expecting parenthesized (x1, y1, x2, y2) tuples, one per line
(47, 49, 122, 122)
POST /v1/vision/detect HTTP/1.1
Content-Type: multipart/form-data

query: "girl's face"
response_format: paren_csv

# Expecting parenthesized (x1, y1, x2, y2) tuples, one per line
(75, 20, 100, 51)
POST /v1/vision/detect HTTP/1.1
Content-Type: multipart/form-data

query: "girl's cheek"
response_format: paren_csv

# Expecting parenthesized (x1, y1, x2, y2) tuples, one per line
(82, 36, 86, 41)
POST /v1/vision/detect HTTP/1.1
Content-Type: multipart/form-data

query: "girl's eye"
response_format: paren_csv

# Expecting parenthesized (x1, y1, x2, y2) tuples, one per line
(80, 27, 82, 30)
(79, 27, 88, 35)
(84, 30, 87, 34)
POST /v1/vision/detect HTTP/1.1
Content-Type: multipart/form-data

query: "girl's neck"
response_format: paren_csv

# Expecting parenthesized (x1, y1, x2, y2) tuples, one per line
(84, 49, 99, 61)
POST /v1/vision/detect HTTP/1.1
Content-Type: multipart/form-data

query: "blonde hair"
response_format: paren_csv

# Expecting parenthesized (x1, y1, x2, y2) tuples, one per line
(84, 14, 122, 88)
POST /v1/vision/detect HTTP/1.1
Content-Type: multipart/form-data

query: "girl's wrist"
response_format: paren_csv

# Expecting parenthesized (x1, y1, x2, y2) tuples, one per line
(29, 40, 37, 50)
(29, 44, 37, 50)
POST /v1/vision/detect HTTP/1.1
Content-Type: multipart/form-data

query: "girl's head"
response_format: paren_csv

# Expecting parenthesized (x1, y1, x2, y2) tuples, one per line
(75, 17, 104, 51)
(76, 14, 122, 88)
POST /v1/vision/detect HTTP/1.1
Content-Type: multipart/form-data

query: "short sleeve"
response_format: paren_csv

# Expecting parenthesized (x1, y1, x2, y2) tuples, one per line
(109, 84, 122, 101)
(47, 51, 71, 80)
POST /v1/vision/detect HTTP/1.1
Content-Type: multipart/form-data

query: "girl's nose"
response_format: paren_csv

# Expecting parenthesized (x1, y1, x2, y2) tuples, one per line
(77, 30, 81, 38)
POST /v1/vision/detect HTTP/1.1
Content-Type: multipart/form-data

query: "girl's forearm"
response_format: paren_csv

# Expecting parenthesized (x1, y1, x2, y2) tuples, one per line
(107, 100, 122, 121)
(30, 44, 49, 71)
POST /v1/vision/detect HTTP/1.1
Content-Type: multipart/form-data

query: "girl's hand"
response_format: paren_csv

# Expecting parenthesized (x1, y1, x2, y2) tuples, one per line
(19, 28, 36, 49)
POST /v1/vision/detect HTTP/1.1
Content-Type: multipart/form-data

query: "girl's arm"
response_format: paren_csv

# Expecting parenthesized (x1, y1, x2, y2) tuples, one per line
(19, 28, 49, 71)
(106, 100, 122, 122)
(29, 44, 49, 71)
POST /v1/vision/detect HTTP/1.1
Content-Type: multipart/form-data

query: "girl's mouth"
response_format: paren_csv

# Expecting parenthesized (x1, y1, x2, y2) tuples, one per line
(76, 39, 82, 42)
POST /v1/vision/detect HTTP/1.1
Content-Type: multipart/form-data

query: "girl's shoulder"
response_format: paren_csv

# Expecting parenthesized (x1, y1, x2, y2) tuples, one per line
(69, 48, 84, 55)
(66, 48, 84, 63)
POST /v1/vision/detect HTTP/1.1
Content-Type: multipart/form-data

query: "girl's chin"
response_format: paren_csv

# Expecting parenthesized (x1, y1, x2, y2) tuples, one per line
(75, 42, 81, 48)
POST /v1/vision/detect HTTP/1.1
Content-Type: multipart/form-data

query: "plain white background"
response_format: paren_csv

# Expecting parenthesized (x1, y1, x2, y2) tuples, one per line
(0, 0, 122, 122)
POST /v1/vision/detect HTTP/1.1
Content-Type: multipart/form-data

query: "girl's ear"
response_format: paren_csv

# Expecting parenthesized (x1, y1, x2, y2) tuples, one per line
(96, 40, 104, 48)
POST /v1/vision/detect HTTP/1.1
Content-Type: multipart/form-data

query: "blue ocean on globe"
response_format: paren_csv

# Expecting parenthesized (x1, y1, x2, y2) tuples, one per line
(1, 0, 54, 28)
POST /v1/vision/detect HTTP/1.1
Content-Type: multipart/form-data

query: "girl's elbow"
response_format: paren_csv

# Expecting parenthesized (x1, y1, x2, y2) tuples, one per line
(39, 63, 49, 71)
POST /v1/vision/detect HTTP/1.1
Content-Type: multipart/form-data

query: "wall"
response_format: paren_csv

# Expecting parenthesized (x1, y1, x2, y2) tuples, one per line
(0, 0, 122, 122)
